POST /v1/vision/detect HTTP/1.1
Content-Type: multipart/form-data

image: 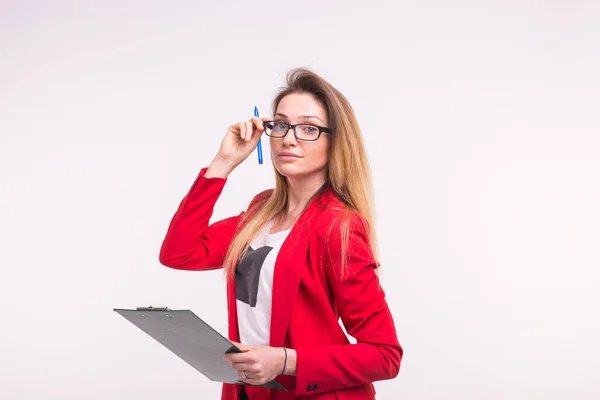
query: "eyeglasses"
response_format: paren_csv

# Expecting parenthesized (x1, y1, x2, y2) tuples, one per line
(263, 121, 331, 142)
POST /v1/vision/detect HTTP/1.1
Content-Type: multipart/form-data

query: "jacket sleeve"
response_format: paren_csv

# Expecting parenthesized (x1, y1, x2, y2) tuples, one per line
(294, 214, 402, 395)
(158, 167, 266, 271)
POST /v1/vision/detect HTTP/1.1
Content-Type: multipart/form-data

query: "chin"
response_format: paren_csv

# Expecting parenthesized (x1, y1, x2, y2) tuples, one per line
(275, 164, 326, 182)
(274, 164, 304, 178)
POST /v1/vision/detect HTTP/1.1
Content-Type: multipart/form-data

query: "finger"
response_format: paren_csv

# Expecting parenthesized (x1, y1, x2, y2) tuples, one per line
(244, 120, 253, 142)
(223, 355, 242, 369)
(250, 117, 265, 133)
(229, 124, 240, 137)
(230, 360, 258, 372)
(239, 122, 246, 141)
(225, 351, 254, 364)
(237, 369, 255, 381)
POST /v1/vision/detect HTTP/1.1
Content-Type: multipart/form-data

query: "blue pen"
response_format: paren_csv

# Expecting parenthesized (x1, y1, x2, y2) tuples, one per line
(254, 105, 263, 164)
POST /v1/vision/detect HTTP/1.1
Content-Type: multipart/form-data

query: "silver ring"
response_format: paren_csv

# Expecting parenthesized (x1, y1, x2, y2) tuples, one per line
(242, 371, 247, 379)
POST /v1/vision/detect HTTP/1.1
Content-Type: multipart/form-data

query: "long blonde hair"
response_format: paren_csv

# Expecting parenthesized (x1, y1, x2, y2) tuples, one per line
(223, 68, 378, 278)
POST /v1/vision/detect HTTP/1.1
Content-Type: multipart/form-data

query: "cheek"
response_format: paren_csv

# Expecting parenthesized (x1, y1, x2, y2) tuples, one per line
(269, 138, 280, 156)
(305, 142, 329, 166)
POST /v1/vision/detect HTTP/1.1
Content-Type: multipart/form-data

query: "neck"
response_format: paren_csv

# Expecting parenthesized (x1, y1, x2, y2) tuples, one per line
(285, 173, 327, 214)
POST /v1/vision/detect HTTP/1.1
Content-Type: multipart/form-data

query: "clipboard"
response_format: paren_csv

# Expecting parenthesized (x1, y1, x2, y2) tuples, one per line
(114, 307, 287, 391)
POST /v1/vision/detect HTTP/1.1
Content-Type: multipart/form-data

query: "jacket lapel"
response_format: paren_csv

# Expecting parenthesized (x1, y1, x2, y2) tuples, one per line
(226, 278, 240, 342)
(269, 189, 333, 347)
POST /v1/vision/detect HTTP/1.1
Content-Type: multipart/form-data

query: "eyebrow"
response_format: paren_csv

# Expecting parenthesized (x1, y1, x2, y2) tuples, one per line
(274, 113, 325, 124)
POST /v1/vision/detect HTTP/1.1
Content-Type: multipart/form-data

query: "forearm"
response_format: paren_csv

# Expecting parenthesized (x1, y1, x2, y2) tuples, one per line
(293, 341, 401, 395)
(205, 155, 237, 179)
(159, 164, 236, 269)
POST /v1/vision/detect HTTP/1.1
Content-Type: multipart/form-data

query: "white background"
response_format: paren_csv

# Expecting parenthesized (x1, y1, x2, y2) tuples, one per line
(1, 1, 599, 399)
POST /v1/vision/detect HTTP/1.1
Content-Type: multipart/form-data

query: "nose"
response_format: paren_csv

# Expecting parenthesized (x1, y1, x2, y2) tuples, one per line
(282, 126, 298, 146)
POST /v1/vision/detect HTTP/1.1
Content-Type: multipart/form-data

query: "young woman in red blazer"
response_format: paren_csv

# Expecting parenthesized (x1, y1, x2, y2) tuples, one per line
(159, 68, 402, 400)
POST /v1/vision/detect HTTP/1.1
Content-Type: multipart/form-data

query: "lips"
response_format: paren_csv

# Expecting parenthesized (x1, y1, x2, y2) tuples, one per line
(278, 152, 301, 158)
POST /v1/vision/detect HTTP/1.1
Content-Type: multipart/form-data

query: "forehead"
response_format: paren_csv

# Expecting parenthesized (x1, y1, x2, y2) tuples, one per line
(276, 93, 328, 123)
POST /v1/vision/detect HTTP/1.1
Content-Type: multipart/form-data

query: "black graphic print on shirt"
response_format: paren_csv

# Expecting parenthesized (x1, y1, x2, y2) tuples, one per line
(235, 246, 273, 307)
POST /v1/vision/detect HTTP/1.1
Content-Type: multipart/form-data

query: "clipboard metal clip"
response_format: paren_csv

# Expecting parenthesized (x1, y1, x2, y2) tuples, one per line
(135, 306, 171, 311)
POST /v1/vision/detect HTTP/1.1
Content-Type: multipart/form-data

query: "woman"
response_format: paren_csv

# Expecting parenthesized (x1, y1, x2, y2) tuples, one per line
(159, 68, 402, 400)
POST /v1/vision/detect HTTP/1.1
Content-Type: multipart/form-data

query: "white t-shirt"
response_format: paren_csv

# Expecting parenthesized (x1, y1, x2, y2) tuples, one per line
(235, 220, 291, 346)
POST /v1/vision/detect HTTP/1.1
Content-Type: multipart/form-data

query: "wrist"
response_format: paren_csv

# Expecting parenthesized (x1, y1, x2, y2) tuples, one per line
(206, 155, 237, 178)
(280, 347, 287, 375)
(281, 348, 297, 376)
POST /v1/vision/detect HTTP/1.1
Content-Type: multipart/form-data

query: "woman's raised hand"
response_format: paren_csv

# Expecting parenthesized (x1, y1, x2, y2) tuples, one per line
(206, 117, 268, 178)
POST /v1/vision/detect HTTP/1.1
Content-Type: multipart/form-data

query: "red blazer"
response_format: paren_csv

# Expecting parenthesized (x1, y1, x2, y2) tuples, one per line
(159, 168, 402, 400)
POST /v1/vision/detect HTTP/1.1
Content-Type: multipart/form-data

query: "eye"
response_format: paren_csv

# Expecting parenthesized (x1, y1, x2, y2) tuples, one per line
(274, 122, 288, 131)
(302, 125, 319, 135)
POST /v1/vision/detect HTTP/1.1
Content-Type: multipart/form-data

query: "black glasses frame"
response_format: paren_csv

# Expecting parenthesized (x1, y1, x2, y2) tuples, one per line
(263, 121, 332, 142)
